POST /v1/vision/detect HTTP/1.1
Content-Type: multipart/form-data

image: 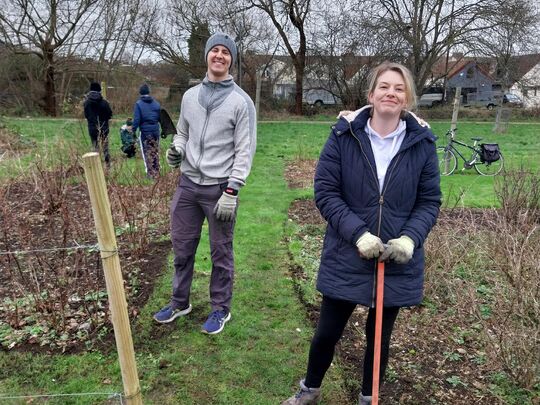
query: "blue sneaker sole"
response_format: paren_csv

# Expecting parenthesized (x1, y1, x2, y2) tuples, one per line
(201, 312, 231, 335)
(153, 304, 192, 324)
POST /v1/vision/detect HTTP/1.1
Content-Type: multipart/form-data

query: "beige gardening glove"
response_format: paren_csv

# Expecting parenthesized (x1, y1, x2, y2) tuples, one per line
(356, 232, 385, 259)
(214, 190, 238, 222)
(379, 235, 415, 264)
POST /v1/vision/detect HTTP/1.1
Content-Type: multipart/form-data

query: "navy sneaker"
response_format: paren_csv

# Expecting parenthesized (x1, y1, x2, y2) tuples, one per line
(153, 304, 192, 324)
(201, 310, 231, 334)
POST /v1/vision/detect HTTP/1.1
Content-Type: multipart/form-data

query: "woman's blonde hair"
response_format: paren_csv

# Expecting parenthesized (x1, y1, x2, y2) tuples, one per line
(366, 61, 417, 111)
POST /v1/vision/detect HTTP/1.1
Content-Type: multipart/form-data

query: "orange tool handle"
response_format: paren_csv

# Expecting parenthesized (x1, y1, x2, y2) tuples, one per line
(372, 260, 385, 405)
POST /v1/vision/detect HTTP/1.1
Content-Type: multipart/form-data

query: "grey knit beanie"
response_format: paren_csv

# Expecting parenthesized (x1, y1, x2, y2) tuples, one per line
(204, 33, 237, 70)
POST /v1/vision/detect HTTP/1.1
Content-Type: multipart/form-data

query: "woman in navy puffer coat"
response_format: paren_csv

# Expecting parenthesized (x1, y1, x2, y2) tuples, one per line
(282, 62, 441, 405)
(315, 104, 441, 308)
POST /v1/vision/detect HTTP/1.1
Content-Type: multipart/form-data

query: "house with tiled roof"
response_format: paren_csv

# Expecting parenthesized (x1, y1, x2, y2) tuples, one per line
(446, 59, 500, 104)
(423, 52, 540, 107)
(508, 54, 540, 107)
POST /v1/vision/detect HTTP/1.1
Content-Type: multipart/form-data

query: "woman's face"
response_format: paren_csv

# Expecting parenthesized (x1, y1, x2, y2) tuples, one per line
(368, 70, 408, 118)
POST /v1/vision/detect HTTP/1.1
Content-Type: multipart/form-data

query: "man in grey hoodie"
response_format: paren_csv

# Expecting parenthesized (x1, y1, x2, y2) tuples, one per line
(154, 33, 256, 335)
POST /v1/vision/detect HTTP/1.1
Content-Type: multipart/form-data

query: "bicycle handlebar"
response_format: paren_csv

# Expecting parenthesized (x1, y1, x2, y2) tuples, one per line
(446, 128, 457, 139)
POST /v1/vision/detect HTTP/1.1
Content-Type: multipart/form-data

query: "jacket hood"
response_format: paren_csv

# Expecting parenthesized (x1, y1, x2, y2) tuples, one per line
(334, 106, 436, 145)
(199, 73, 236, 112)
(87, 91, 102, 102)
(202, 74, 234, 88)
(140, 94, 154, 103)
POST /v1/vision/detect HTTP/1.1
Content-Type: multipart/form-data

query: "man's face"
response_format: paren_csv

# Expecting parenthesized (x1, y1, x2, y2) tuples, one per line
(207, 45, 232, 79)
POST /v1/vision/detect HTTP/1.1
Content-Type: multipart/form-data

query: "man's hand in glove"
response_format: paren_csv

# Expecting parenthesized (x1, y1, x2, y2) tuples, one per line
(166, 145, 183, 168)
(355, 232, 385, 259)
(214, 188, 238, 222)
(379, 235, 415, 264)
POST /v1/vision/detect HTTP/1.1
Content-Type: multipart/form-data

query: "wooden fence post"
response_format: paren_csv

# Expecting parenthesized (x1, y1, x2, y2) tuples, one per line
(101, 81, 107, 99)
(82, 152, 143, 405)
(255, 70, 262, 122)
(451, 86, 461, 131)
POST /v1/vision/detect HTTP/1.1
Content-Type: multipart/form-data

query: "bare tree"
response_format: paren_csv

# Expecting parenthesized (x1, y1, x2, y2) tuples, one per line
(0, 0, 100, 115)
(362, 0, 502, 93)
(215, 4, 282, 98)
(309, 1, 406, 108)
(136, 0, 215, 77)
(473, 0, 540, 91)
(0, 50, 43, 112)
(241, 0, 312, 115)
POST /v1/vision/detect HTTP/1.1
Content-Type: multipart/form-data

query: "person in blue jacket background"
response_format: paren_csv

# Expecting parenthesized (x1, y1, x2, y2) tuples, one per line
(132, 83, 161, 179)
(282, 62, 441, 405)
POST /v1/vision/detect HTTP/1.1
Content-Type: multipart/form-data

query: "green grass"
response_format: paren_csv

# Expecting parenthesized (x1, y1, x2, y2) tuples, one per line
(430, 121, 540, 207)
(0, 117, 539, 404)
(0, 117, 170, 183)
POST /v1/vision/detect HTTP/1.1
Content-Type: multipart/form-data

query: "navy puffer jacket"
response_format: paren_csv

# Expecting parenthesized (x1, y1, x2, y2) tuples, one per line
(132, 95, 161, 134)
(314, 106, 441, 307)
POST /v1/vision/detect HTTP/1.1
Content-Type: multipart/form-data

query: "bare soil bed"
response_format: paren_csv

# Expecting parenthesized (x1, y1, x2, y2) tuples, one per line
(0, 165, 175, 353)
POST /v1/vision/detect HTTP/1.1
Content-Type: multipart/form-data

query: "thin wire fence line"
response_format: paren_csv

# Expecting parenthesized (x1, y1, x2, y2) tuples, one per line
(0, 243, 119, 256)
(0, 391, 123, 401)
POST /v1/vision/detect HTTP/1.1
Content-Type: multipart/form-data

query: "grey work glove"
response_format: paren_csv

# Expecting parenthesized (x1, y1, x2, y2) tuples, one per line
(166, 145, 183, 168)
(214, 190, 238, 222)
(379, 235, 415, 264)
(355, 232, 385, 259)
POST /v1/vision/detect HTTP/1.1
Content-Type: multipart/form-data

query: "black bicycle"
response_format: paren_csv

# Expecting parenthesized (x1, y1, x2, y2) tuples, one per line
(437, 128, 504, 176)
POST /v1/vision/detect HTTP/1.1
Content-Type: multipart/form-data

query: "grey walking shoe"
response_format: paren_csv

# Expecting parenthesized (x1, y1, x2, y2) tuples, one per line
(281, 379, 321, 405)
(359, 393, 372, 405)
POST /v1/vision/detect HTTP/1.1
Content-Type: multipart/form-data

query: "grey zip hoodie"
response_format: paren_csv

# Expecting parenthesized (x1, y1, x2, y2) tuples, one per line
(173, 74, 256, 189)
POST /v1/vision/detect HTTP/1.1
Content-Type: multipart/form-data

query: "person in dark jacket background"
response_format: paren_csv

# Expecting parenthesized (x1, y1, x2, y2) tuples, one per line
(132, 83, 161, 179)
(120, 117, 136, 158)
(282, 62, 441, 405)
(83, 81, 113, 168)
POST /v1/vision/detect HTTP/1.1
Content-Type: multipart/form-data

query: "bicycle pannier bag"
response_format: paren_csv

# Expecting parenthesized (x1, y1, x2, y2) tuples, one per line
(480, 143, 501, 163)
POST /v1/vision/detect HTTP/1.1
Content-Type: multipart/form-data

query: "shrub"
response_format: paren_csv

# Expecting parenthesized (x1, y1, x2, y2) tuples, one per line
(0, 150, 175, 351)
(425, 169, 540, 391)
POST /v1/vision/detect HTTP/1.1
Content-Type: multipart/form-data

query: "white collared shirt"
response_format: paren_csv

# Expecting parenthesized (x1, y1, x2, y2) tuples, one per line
(365, 119, 407, 192)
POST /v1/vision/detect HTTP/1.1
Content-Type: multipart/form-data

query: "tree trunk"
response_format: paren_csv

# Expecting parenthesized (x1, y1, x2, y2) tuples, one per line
(43, 50, 57, 116)
(294, 62, 304, 115)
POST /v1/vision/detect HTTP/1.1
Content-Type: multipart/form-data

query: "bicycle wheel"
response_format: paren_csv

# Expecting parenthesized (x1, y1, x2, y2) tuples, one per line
(474, 153, 504, 176)
(437, 146, 457, 176)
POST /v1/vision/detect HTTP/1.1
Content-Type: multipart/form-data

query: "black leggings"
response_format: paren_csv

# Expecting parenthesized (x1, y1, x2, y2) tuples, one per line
(304, 295, 400, 396)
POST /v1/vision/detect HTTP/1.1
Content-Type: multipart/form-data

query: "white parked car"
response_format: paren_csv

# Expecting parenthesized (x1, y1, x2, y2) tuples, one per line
(303, 89, 341, 106)
(417, 87, 444, 107)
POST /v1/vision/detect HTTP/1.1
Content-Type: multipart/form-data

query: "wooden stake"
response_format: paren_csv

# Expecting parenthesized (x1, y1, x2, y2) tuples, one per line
(82, 152, 142, 405)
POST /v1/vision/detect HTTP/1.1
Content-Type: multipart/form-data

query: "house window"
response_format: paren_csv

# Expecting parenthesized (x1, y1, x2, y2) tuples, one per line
(466, 68, 474, 79)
